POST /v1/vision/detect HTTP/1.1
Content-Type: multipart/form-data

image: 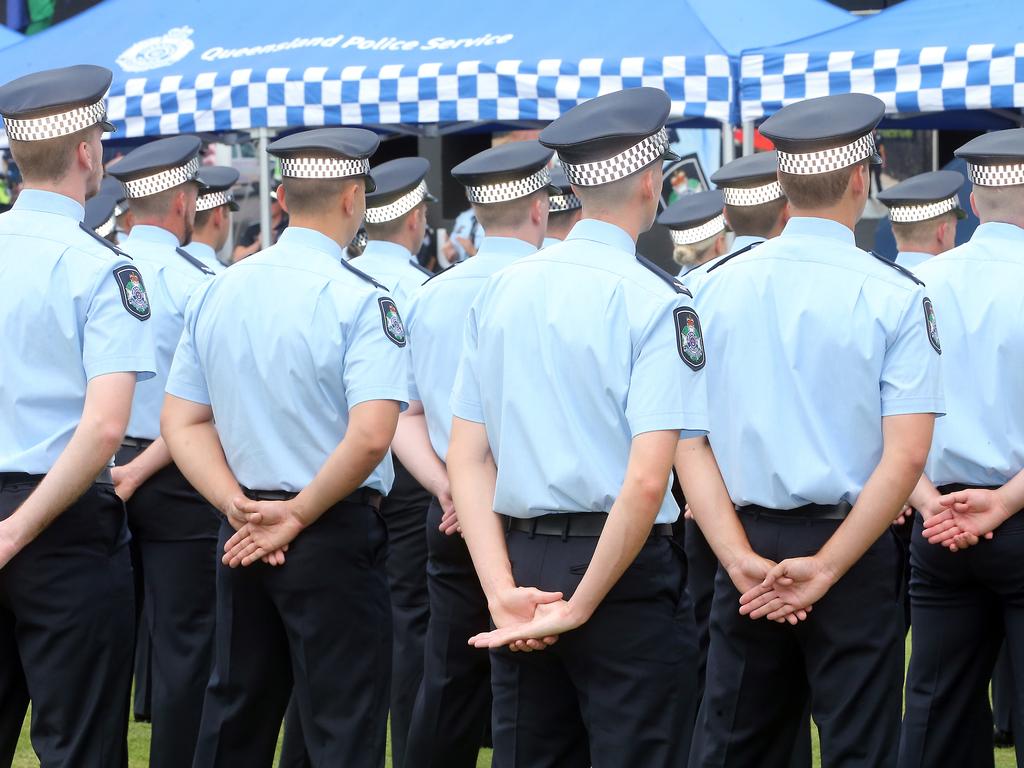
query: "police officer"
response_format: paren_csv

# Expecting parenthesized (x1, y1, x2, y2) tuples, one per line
(877, 169, 966, 270)
(182, 165, 241, 274)
(658, 189, 728, 277)
(85, 191, 119, 244)
(107, 135, 218, 768)
(163, 127, 408, 767)
(449, 88, 709, 767)
(101, 174, 134, 237)
(398, 140, 555, 768)
(0, 64, 156, 766)
(542, 164, 582, 246)
(899, 128, 1024, 768)
(687, 93, 944, 768)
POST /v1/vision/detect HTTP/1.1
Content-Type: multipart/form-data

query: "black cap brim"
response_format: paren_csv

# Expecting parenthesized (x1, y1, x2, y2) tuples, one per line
(869, 151, 882, 166)
(100, 119, 115, 134)
(424, 191, 438, 203)
(663, 148, 681, 162)
(544, 183, 561, 196)
(953, 206, 967, 220)
(228, 200, 240, 212)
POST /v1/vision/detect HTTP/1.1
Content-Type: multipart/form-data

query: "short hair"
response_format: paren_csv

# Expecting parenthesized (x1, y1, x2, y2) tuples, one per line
(194, 207, 217, 230)
(128, 186, 182, 220)
(472, 188, 547, 230)
(724, 197, 786, 238)
(364, 202, 423, 241)
(891, 212, 956, 246)
(972, 184, 1024, 221)
(779, 159, 868, 209)
(8, 124, 96, 183)
(281, 176, 361, 216)
(672, 234, 720, 269)
(546, 209, 579, 230)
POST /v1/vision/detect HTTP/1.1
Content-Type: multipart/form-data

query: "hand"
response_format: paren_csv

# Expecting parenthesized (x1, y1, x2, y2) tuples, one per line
(922, 489, 1006, 551)
(739, 556, 835, 622)
(683, 503, 693, 521)
(486, 586, 565, 652)
(440, 233, 457, 264)
(222, 496, 306, 567)
(111, 465, 139, 503)
(470, 599, 585, 650)
(455, 236, 478, 258)
(437, 488, 460, 537)
(892, 504, 912, 526)
(726, 552, 809, 625)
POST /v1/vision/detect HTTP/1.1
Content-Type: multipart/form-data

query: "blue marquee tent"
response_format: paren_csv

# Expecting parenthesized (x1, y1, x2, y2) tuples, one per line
(739, 0, 1024, 124)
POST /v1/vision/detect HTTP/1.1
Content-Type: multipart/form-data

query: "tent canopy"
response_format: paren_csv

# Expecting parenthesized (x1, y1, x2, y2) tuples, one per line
(689, 0, 851, 58)
(740, 0, 1024, 124)
(0, 0, 733, 137)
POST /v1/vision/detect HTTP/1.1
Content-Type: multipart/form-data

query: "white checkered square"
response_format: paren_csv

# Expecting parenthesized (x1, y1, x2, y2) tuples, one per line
(561, 128, 670, 187)
(721, 181, 784, 207)
(465, 167, 551, 205)
(777, 134, 876, 176)
(968, 162, 1024, 187)
(548, 192, 581, 213)
(888, 194, 960, 223)
(122, 156, 200, 199)
(669, 214, 725, 246)
(365, 180, 430, 223)
(196, 190, 234, 212)
(4, 100, 108, 142)
(279, 156, 371, 180)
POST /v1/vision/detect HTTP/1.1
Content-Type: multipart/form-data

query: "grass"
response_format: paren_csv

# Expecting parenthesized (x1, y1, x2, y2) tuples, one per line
(12, 635, 1017, 767)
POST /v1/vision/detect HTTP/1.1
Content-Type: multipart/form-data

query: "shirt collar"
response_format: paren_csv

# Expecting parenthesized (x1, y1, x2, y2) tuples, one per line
(781, 216, 856, 245)
(898, 251, 931, 262)
(475, 236, 537, 260)
(276, 226, 345, 262)
(124, 224, 182, 248)
(972, 221, 1024, 243)
(185, 241, 216, 259)
(566, 218, 636, 253)
(731, 235, 766, 252)
(361, 239, 412, 261)
(542, 236, 562, 248)
(12, 189, 84, 222)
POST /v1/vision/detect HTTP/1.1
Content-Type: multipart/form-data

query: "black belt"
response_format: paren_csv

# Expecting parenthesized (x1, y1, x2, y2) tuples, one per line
(121, 436, 154, 450)
(503, 511, 673, 539)
(738, 501, 852, 521)
(936, 483, 1001, 495)
(242, 486, 382, 511)
(0, 468, 113, 488)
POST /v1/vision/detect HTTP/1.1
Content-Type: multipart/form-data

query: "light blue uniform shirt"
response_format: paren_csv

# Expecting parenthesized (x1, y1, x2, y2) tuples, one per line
(406, 236, 536, 460)
(918, 222, 1024, 487)
(119, 225, 212, 440)
(167, 226, 410, 494)
(683, 234, 764, 293)
(0, 190, 156, 473)
(182, 240, 225, 274)
(349, 239, 430, 308)
(449, 208, 485, 263)
(895, 250, 930, 271)
(541, 236, 561, 248)
(695, 217, 944, 509)
(450, 219, 710, 524)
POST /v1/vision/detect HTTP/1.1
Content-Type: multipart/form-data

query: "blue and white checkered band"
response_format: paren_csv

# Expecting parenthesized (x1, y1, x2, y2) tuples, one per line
(888, 195, 960, 224)
(122, 156, 200, 198)
(196, 189, 234, 212)
(279, 156, 371, 180)
(967, 162, 1024, 188)
(548, 191, 581, 213)
(465, 166, 551, 205)
(364, 179, 429, 224)
(3, 99, 108, 142)
(560, 128, 670, 187)
(721, 181, 784, 207)
(95, 214, 116, 239)
(777, 133, 876, 176)
(669, 213, 725, 246)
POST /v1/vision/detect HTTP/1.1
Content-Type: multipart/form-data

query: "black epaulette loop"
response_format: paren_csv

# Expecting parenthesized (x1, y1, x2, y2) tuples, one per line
(175, 247, 216, 276)
(409, 259, 433, 278)
(79, 222, 132, 259)
(636, 253, 693, 297)
(342, 258, 388, 290)
(870, 251, 925, 286)
(706, 240, 760, 274)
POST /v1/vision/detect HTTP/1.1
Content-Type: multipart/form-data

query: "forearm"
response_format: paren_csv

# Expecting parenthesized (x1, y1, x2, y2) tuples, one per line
(295, 440, 389, 527)
(676, 437, 752, 568)
(996, 470, 1024, 519)
(908, 473, 941, 517)
(164, 420, 241, 514)
(117, 437, 173, 489)
(392, 411, 448, 498)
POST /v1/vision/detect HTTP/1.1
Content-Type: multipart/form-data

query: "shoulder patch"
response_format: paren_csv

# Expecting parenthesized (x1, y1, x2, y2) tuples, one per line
(706, 240, 760, 274)
(409, 259, 433, 278)
(636, 254, 693, 297)
(674, 306, 705, 371)
(923, 297, 941, 354)
(79, 222, 132, 260)
(113, 265, 151, 321)
(175, 247, 216, 276)
(870, 251, 924, 286)
(343, 259, 387, 290)
(378, 297, 407, 347)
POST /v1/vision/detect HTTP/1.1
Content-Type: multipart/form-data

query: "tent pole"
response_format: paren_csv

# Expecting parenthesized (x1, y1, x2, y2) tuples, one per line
(931, 130, 939, 171)
(257, 127, 272, 249)
(721, 124, 735, 165)
(742, 120, 754, 156)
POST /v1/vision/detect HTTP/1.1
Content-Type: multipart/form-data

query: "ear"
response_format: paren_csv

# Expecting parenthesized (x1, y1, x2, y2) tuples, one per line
(215, 206, 226, 227)
(722, 206, 732, 231)
(969, 190, 979, 218)
(340, 180, 361, 217)
(642, 164, 659, 201)
(848, 163, 868, 198)
(276, 184, 289, 213)
(532, 194, 547, 226)
(779, 201, 792, 227)
(175, 188, 189, 216)
(77, 138, 96, 174)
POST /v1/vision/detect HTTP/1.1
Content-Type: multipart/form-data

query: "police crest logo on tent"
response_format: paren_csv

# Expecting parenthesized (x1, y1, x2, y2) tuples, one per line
(117, 26, 195, 72)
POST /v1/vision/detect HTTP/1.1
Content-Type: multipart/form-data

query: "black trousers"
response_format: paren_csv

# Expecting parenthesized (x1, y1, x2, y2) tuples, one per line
(899, 509, 1024, 768)
(192, 499, 391, 768)
(684, 517, 717, 704)
(691, 512, 904, 768)
(489, 527, 696, 768)
(404, 498, 491, 768)
(0, 476, 134, 768)
(117, 444, 219, 768)
(992, 643, 1015, 735)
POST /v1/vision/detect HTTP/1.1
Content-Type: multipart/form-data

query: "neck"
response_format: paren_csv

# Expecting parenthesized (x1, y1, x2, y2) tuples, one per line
(896, 240, 942, 256)
(191, 230, 219, 250)
(376, 233, 417, 255)
(23, 177, 88, 206)
(788, 201, 861, 232)
(483, 225, 543, 249)
(134, 217, 185, 245)
(579, 207, 646, 245)
(289, 213, 358, 250)
(979, 214, 1024, 229)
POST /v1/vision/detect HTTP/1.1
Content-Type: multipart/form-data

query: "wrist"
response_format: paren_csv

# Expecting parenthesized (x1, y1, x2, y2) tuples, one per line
(994, 487, 1020, 521)
(565, 595, 595, 625)
(813, 553, 843, 586)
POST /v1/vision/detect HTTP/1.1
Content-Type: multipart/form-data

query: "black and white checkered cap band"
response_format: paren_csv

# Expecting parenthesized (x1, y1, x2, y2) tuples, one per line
(280, 156, 370, 180)
(561, 128, 670, 187)
(669, 214, 725, 246)
(95, 214, 116, 239)
(548, 192, 581, 213)
(123, 156, 200, 199)
(352, 230, 368, 249)
(888, 195, 960, 223)
(721, 181, 784, 207)
(967, 162, 1024, 187)
(465, 167, 551, 205)
(196, 190, 234, 212)
(364, 180, 429, 223)
(114, 203, 127, 217)
(777, 134, 875, 176)
(4, 99, 108, 142)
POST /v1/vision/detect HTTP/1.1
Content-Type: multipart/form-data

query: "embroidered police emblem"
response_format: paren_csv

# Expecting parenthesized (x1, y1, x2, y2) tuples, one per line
(116, 27, 195, 73)
(923, 297, 941, 354)
(674, 307, 705, 371)
(113, 265, 151, 321)
(378, 297, 407, 347)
